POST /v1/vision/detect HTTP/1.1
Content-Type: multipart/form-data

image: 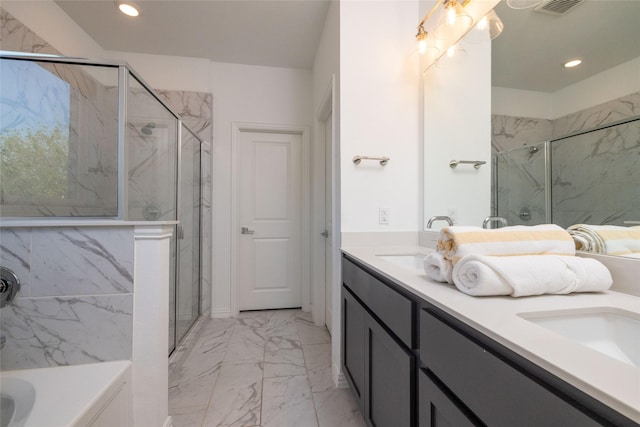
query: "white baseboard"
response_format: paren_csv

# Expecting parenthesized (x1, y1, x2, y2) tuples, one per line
(210, 308, 232, 318)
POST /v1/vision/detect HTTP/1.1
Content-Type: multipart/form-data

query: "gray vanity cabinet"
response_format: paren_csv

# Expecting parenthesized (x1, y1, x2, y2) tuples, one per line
(342, 253, 640, 427)
(419, 305, 640, 427)
(343, 289, 366, 411)
(342, 257, 416, 427)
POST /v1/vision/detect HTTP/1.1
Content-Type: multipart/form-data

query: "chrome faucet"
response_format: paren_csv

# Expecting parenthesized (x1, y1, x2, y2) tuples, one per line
(482, 216, 508, 229)
(426, 216, 454, 228)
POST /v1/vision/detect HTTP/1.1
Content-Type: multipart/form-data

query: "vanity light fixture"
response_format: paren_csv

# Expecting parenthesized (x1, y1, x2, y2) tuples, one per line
(415, 0, 444, 56)
(117, 2, 140, 17)
(564, 58, 582, 68)
(476, 10, 504, 40)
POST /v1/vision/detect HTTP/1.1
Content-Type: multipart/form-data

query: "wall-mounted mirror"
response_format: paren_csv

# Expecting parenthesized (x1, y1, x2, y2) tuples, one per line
(491, 0, 640, 230)
(424, 0, 640, 258)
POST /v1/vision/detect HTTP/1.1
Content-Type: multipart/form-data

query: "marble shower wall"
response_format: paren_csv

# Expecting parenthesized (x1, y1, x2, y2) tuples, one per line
(0, 8, 213, 316)
(492, 91, 640, 226)
(0, 227, 134, 370)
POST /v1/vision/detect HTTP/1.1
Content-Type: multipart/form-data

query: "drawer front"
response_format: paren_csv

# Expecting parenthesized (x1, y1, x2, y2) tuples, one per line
(342, 257, 414, 348)
(418, 369, 477, 427)
(420, 309, 602, 427)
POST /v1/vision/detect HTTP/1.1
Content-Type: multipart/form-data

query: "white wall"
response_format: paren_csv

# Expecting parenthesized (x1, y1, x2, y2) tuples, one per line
(553, 56, 640, 118)
(103, 51, 211, 93)
(423, 36, 492, 228)
(210, 62, 313, 317)
(493, 56, 640, 120)
(339, 0, 421, 232)
(311, 0, 341, 385)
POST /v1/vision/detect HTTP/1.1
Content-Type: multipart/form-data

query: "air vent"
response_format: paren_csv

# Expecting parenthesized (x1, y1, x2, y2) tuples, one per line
(534, 0, 583, 15)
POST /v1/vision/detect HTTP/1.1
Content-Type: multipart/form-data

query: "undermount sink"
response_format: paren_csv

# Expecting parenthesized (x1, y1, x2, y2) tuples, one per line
(519, 308, 640, 368)
(377, 254, 425, 271)
(0, 377, 35, 427)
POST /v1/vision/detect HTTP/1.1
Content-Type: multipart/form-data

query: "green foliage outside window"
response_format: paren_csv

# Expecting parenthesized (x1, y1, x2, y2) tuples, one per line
(0, 126, 69, 202)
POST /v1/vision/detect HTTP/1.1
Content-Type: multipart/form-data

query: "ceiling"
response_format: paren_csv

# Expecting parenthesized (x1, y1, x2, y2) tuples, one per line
(492, 0, 640, 92)
(41, 0, 640, 90)
(54, 0, 332, 70)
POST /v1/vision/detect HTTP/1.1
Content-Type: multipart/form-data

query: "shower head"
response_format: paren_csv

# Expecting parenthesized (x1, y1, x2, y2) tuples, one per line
(141, 122, 156, 135)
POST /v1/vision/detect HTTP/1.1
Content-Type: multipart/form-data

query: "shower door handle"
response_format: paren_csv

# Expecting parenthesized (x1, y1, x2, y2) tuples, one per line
(241, 227, 255, 235)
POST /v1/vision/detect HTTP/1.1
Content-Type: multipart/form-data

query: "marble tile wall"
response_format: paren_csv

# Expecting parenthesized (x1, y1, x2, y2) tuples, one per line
(0, 227, 134, 370)
(0, 8, 213, 316)
(551, 120, 640, 227)
(492, 91, 640, 226)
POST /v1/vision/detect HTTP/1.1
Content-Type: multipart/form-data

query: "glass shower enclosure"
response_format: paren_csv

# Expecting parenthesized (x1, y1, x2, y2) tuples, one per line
(0, 53, 202, 355)
(493, 117, 640, 227)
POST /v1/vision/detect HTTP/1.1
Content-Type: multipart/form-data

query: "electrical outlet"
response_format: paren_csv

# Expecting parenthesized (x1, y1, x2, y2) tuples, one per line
(379, 208, 390, 225)
(447, 207, 457, 224)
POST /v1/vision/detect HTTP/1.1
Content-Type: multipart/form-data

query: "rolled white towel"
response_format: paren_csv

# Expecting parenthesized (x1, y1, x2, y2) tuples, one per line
(438, 224, 575, 265)
(452, 254, 612, 297)
(424, 253, 453, 284)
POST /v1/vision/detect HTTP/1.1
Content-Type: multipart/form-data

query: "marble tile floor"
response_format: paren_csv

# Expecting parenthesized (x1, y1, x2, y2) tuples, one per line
(168, 309, 366, 427)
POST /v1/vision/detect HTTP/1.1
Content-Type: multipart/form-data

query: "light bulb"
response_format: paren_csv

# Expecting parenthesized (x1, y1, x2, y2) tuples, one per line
(564, 59, 582, 68)
(434, 0, 473, 42)
(118, 2, 140, 17)
(446, 5, 457, 26)
(476, 16, 488, 31)
(418, 39, 427, 54)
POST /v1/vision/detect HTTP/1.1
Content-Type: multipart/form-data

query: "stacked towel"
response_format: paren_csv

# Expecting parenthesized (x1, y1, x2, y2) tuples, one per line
(438, 224, 575, 265)
(452, 254, 612, 297)
(424, 253, 453, 284)
(567, 224, 640, 256)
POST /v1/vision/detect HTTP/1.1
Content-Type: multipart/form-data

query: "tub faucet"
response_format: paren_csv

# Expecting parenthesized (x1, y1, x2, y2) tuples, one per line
(483, 216, 508, 229)
(427, 216, 454, 228)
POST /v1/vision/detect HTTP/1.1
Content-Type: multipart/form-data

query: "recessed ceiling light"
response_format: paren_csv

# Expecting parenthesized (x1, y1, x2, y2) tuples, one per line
(563, 59, 582, 68)
(118, 2, 140, 17)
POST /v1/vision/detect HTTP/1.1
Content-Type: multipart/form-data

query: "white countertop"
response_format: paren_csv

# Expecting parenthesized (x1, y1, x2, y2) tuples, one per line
(342, 245, 640, 423)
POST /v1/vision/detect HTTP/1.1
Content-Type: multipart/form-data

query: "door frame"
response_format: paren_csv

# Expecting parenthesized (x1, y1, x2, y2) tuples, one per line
(311, 76, 335, 327)
(231, 122, 311, 316)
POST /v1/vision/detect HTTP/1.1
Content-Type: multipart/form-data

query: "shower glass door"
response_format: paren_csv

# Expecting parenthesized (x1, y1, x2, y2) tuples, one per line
(174, 125, 202, 348)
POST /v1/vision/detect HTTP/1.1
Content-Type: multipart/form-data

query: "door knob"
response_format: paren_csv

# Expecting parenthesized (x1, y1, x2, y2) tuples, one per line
(241, 227, 255, 235)
(321, 230, 329, 238)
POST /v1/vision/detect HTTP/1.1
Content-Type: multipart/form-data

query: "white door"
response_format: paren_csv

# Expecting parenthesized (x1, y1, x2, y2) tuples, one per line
(324, 114, 333, 332)
(238, 130, 302, 310)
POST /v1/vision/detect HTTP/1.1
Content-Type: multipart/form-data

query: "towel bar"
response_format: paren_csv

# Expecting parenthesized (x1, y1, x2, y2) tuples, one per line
(449, 160, 486, 169)
(353, 155, 390, 166)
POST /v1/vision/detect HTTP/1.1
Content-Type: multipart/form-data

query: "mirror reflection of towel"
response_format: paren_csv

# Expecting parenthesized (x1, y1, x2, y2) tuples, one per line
(568, 224, 640, 256)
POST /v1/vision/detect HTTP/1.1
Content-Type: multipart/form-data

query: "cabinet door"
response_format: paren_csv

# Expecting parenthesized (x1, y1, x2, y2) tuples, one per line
(365, 314, 415, 427)
(343, 287, 366, 411)
(419, 369, 479, 427)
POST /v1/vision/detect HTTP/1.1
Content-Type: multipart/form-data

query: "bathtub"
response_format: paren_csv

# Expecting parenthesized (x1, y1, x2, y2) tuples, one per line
(0, 361, 132, 427)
